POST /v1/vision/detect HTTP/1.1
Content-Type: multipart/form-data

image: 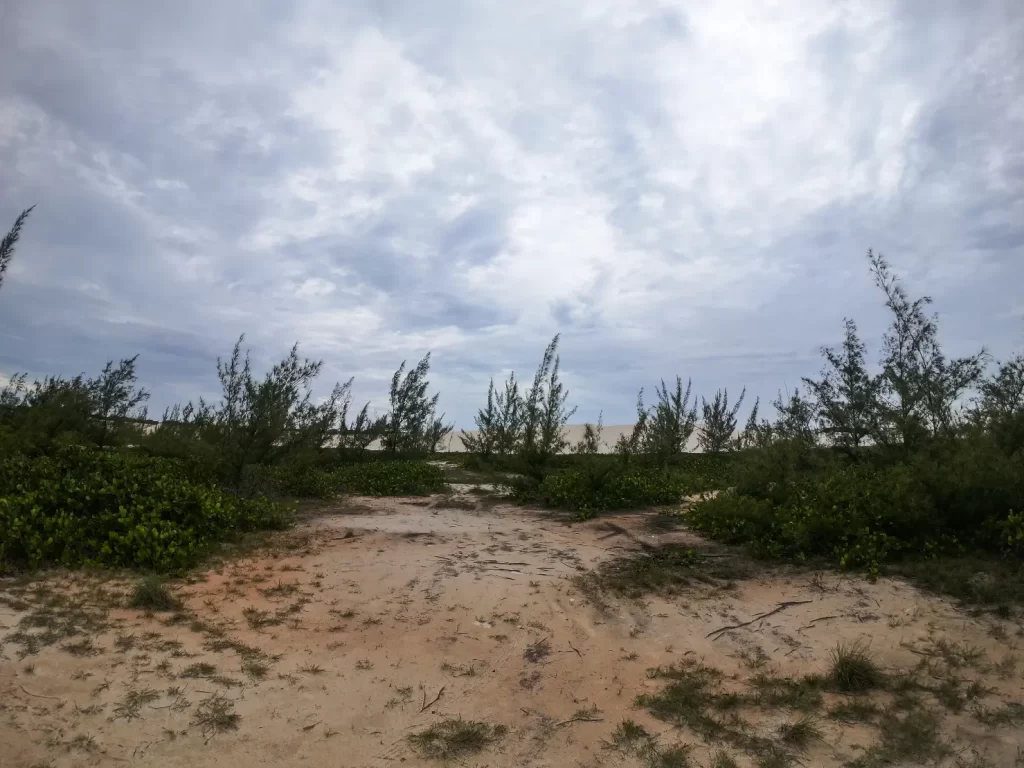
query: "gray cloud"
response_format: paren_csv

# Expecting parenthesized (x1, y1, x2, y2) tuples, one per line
(1, 0, 1021, 426)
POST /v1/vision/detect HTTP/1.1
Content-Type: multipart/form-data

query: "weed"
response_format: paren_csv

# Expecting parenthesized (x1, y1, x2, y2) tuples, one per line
(776, 714, 820, 750)
(113, 687, 160, 720)
(192, 694, 240, 738)
(114, 633, 136, 652)
(750, 673, 824, 711)
(828, 700, 880, 723)
(972, 701, 1024, 727)
(298, 663, 324, 675)
(828, 641, 884, 692)
(62, 637, 100, 656)
(181, 662, 217, 678)
(603, 719, 655, 755)
(709, 752, 740, 768)
(129, 577, 179, 612)
(242, 607, 279, 630)
(524, 638, 551, 663)
(242, 660, 269, 680)
(407, 718, 507, 759)
(355, 659, 373, 670)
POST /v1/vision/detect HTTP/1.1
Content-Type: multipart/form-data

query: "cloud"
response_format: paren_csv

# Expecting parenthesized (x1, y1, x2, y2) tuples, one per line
(1, 0, 1021, 426)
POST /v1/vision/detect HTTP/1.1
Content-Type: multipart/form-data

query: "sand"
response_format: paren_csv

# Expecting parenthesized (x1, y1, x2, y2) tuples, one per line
(2, 493, 1023, 767)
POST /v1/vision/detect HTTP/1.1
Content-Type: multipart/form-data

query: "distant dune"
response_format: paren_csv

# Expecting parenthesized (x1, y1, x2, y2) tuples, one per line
(431, 425, 703, 454)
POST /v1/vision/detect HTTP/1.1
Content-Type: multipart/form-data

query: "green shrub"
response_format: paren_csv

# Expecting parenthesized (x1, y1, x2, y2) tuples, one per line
(243, 459, 448, 499)
(519, 463, 698, 518)
(690, 436, 1024, 572)
(0, 448, 289, 573)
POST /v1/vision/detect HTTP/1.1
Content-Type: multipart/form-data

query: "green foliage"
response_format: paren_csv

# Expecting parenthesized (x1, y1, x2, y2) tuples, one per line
(246, 459, 447, 498)
(0, 448, 289, 573)
(699, 387, 745, 454)
(0, 205, 34, 294)
(461, 373, 525, 457)
(129, 575, 179, 611)
(520, 334, 576, 469)
(521, 465, 695, 517)
(380, 353, 452, 455)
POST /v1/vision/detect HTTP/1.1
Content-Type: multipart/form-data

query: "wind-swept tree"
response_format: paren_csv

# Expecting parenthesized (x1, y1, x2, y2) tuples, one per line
(380, 353, 452, 455)
(698, 387, 745, 453)
(521, 335, 576, 465)
(89, 355, 150, 448)
(0, 206, 34, 296)
(975, 353, 1024, 453)
(869, 250, 985, 450)
(643, 377, 698, 463)
(462, 378, 499, 457)
(573, 412, 603, 455)
(802, 318, 880, 451)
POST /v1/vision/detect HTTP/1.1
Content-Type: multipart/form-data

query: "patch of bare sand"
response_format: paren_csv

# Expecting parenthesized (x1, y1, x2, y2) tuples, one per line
(2, 496, 1023, 767)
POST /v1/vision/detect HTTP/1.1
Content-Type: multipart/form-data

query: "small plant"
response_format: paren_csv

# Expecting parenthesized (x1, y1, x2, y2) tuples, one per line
(241, 660, 269, 680)
(297, 663, 324, 675)
(355, 659, 373, 670)
(181, 662, 217, 678)
(129, 576, 179, 612)
(776, 714, 820, 750)
(827, 699, 880, 723)
(407, 718, 507, 760)
(828, 641, 884, 693)
(113, 687, 160, 720)
(603, 719, 655, 755)
(523, 638, 551, 663)
(192, 693, 240, 738)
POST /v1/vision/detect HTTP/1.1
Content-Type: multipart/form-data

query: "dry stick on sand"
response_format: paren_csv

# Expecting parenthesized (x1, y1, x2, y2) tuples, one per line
(706, 600, 814, 640)
(20, 685, 62, 701)
(420, 686, 445, 712)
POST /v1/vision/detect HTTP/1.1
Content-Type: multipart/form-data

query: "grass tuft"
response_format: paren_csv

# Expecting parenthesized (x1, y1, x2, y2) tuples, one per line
(828, 641, 884, 693)
(407, 718, 507, 759)
(776, 714, 820, 750)
(192, 693, 240, 738)
(129, 576, 179, 612)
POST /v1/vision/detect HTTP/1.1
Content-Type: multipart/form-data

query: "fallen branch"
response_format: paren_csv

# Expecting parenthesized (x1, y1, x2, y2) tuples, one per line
(706, 600, 813, 640)
(20, 685, 61, 701)
(799, 615, 839, 630)
(420, 686, 445, 712)
(568, 641, 583, 658)
(556, 714, 603, 727)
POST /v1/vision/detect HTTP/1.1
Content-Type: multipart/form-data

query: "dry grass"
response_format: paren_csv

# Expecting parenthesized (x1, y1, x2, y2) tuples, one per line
(407, 718, 507, 759)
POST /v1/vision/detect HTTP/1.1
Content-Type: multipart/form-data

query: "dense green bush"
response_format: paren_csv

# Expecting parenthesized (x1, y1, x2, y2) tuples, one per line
(0, 448, 289, 573)
(244, 459, 448, 499)
(689, 434, 1024, 572)
(512, 461, 714, 518)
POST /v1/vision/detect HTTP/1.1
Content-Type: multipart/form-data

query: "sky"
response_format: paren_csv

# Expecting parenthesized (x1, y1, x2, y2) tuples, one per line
(1, 0, 1022, 428)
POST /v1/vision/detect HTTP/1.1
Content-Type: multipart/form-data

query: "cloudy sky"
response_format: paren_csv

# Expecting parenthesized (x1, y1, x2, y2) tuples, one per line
(1, 0, 1022, 427)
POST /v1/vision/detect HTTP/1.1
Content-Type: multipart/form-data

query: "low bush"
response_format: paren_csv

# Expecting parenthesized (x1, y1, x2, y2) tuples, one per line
(689, 435, 1024, 573)
(244, 459, 448, 499)
(0, 448, 289, 573)
(514, 462, 707, 518)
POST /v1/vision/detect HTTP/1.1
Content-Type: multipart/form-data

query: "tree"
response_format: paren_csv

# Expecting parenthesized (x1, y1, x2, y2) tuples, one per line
(770, 387, 816, 443)
(976, 353, 1024, 453)
(493, 372, 524, 455)
(461, 378, 498, 457)
(732, 397, 762, 450)
(520, 335, 576, 465)
(573, 412, 603, 455)
(88, 355, 150, 448)
(802, 318, 880, 451)
(0, 206, 34, 295)
(615, 389, 649, 463)
(380, 353, 452, 455)
(869, 251, 985, 451)
(698, 387, 745, 453)
(643, 377, 698, 463)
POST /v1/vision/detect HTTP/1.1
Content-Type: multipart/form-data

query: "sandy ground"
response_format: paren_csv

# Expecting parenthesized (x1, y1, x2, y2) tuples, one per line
(2, 492, 1023, 767)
